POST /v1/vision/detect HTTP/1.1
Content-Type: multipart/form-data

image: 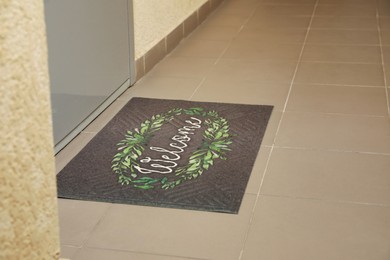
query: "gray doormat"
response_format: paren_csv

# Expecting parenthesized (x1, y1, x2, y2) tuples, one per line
(57, 98, 273, 214)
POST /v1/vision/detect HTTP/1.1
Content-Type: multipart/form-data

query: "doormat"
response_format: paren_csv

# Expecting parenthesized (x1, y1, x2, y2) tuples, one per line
(57, 98, 273, 214)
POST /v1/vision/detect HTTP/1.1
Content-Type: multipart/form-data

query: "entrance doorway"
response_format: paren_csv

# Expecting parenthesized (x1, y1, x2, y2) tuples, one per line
(44, 0, 135, 153)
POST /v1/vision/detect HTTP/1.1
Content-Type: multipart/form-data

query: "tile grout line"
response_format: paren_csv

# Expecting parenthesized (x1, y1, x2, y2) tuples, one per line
(303, 28, 380, 31)
(288, 82, 386, 88)
(281, 110, 387, 118)
(235, 2, 285, 259)
(298, 60, 383, 65)
(213, 1, 261, 66)
(189, 0, 262, 101)
(271, 145, 390, 156)
(77, 203, 114, 250)
(259, 193, 390, 208)
(238, 145, 274, 260)
(188, 77, 207, 100)
(280, 7, 321, 115)
(59, 202, 114, 258)
(375, 3, 390, 118)
(238, 1, 320, 259)
(76, 245, 209, 260)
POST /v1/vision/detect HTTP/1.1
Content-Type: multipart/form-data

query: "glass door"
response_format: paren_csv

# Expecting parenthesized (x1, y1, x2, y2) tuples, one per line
(44, 0, 135, 153)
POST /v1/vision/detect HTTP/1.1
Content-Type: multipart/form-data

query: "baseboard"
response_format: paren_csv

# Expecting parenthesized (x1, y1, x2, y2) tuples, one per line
(135, 0, 226, 81)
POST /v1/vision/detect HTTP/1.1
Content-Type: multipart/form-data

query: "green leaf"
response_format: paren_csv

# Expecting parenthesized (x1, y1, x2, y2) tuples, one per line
(189, 152, 206, 160)
(133, 147, 142, 156)
(112, 157, 121, 162)
(121, 161, 130, 167)
(203, 163, 210, 170)
(210, 145, 221, 152)
(211, 151, 219, 158)
(161, 177, 168, 184)
(140, 125, 148, 134)
(189, 158, 200, 164)
(204, 151, 212, 161)
(134, 185, 154, 190)
(215, 132, 223, 139)
(123, 147, 131, 154)
(147, 179, 160, 185)
(187, 162, 200, 172)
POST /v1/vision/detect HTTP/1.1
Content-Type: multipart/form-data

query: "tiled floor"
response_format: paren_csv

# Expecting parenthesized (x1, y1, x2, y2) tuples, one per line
(57, 0, 390, 259)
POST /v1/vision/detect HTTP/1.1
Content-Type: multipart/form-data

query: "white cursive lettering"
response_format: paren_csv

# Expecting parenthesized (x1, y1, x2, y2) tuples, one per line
(134, 157, 178, 174)
(137, 117, 202, 174)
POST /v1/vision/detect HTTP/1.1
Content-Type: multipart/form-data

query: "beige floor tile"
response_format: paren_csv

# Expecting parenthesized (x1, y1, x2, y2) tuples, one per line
(73, 248, 194, 260)
(60, 245, 80, 259)
(286, 84, 388, 116)
(241, 196, 390, 260)
(318, 0, 377, 4)
(261, 111, 283, 146)
(301, 44, 382, 63)
(58, 199, 111, 246)
(379, 18, 390, 30)
(245, 15, 311, 29)
(378, 0, 390, 17)
(215, 7, 254, 17)
(380, 30, 390, 45)
(216, 2, 259, 16)
(147, 57, 216, 79)
(311, 16, 378, 29)
(295, 62, 385, 86)
(385, 64, 390, 86)
(254, 5, 315, 16)
(384, 95, 390, 115)
(169, 39, 229, 58)
(275, 112, 390, 153)
(388, 87, 390, 109)
(85, 194, 256, 260)
(188, 25, 240, 41)
(211, 59, 297, 84)
(223, 40, 302, 60)
(306, 29, 379, 45)
(222, 0, 260, 6)
(245, 146, 272, 195)
(261, 148, 390, 205)
(203, 12, 249, 28)
(191, 78, 290, 111)
(55, 132, 96, 173)
(315, 4, 377, 17)
(237, 28, 308, 43)
(261, 0, 316, 4)
(118, 76, 203, 101)
(220, 0, 259, 8)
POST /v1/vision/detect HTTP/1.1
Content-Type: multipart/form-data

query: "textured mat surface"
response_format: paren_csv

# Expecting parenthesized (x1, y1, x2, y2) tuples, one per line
(57, 98, 273, 213)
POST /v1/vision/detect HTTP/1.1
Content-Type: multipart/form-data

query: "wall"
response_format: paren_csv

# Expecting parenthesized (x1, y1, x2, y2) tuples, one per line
(0, 0, 60, 259)
(133, 0, 207, 59)
(133, 0, 224, 80)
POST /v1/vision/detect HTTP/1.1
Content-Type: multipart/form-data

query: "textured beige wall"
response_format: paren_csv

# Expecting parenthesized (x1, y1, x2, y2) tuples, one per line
(133, 0, 207, 59)
(0, 0, 60, 259)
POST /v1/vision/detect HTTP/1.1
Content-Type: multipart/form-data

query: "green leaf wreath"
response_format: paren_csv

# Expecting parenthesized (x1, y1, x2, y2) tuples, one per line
(111, 107, 235, 190)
